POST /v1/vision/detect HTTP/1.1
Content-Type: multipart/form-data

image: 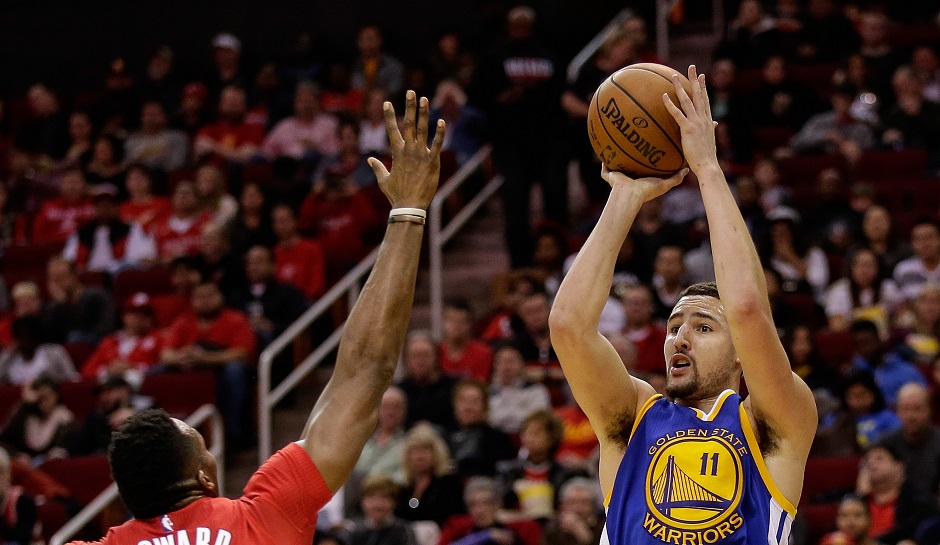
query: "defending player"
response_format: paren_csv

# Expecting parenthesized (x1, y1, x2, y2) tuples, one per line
(66, 90, 444, 545)
(549, 66, 816, 544)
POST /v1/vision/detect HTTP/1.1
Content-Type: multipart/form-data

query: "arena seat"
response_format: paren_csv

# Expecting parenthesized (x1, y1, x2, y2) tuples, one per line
(781, 293, 826, 330)
(2, 241, 65, 290)
(789, 63, 838, 98)
(0, 383, 20, 423)
(112, 265, 173, 305)
(855, 148, 928, 179)
(140, 372, 217, 418)
(59, 379, 98, 422)
(814, 331, 855, 372)
(39, 455, 112, 505)
(64, 341, 96, 370)
(777, 154, 848, 188)
(800, 503, 839, 545)
(753, 126, 795, 155)
(801, 455, 861, 504)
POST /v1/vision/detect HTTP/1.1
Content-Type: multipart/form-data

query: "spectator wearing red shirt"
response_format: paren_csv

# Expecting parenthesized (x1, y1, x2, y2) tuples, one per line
(31, 166, 95, 244)
(298, 167, 377, 275)
(617, 282, 666, 374)
(161, 282, 256, 443)
(120, 164, 171, 230)
(150, 180, 212, 262)
(272, 204, 326, 301)
(438, 476, 541, 545)
(194, 86, 264, 164)
(81, 292, 162, 389)
(149, 256, 200, 328)
(439, 300, 492, 381)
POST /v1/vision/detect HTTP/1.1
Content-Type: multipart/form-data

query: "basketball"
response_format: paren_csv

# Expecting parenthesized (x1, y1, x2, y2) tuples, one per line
(587, 63, 694, 178)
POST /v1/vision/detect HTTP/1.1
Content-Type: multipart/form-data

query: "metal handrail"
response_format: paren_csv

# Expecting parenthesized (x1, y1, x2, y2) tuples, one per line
(258, 145, 496, 460)
(566, 8, 634, 84)
(49, 404, 225, 545)
(428, 146, 501, 340)
(258, 245, 379, 461)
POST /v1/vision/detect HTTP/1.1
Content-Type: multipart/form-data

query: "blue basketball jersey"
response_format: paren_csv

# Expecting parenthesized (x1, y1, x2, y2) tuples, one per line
(604, 390, 795, 545)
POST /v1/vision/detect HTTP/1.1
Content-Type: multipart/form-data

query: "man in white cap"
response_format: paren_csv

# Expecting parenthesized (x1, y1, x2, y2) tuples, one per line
(210, 32, 244, 99)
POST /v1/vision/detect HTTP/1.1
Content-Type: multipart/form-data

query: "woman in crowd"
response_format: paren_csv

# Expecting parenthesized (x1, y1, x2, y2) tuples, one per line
(858, 205, 911, 273)
(84, 135, 125, 187)
(787, 325, 841, 394)
(226, 181, 276, 254)
(0, 377, 75, 465)
(195, 163, 238, 226)
(817, 495, 885, 545)
(761, 207, 830, 301)
(824, 247, 903, 333)
(394, 424, 464, 528)
(120, 163, 170, 230)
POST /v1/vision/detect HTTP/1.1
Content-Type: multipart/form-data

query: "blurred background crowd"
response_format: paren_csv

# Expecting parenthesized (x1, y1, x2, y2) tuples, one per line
(0, 0, 940, 544)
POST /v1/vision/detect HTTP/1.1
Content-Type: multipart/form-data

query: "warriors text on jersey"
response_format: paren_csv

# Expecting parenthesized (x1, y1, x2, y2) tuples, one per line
(605, 390, 795, 545)
(66, 443, 332, 545)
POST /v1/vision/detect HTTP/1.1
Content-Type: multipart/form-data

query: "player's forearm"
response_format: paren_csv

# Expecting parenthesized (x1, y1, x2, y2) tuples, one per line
(551, 184, 643, 333)
(696, 162, 769, 314)
(335, 221, 423, 384)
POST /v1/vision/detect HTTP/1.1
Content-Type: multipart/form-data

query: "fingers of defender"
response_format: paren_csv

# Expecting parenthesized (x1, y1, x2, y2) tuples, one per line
(383, 102, 404, 149)
(416, 96, 429, 144)
(430, 119, 446, 156)
(403, 90, 417, 143)
(367, 157, 390, 181)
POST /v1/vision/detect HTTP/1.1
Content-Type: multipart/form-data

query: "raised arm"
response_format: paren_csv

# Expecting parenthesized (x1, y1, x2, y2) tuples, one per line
(298, 91, 445, 492)
(550, 168, 684, 446)
(663, 67, 816, 454)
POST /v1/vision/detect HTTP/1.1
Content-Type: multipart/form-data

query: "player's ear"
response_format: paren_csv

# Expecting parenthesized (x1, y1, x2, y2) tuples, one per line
(197, 469, 216, 494)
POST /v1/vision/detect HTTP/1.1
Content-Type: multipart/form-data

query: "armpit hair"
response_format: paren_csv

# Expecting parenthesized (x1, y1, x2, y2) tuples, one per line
(605, 407, 636, 449)
(755, 413, 779, 456)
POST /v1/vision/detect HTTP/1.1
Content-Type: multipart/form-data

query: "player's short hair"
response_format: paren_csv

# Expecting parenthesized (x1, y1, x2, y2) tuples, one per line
(521, 409, 565, 454)
(109, 408, 198, 519)
(679, 281, 720, 300)
(360, 473, 399, 500)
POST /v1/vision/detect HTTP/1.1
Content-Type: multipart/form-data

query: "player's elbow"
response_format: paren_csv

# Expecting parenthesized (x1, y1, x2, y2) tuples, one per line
(724, 294, 768, 321)
(549, 305, 586, 341)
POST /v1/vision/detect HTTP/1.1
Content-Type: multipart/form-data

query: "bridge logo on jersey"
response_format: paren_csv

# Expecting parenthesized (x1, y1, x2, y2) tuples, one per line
(643, 434, 744, 543)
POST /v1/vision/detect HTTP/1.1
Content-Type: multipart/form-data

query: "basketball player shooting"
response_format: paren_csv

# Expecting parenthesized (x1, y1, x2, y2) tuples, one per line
(66, 91, 445, 545)
(550, 66, 816, 545)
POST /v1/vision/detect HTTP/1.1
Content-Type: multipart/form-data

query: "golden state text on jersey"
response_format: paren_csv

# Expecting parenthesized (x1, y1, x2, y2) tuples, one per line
(604, 390, 795, 545)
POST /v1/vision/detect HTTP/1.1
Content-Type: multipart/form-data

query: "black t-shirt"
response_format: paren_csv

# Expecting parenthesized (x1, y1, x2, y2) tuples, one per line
(448, 423, 517, 477)
(395, 473, 465, 526)
(397, 374, 457, 431)
(0, 490, 36, 545)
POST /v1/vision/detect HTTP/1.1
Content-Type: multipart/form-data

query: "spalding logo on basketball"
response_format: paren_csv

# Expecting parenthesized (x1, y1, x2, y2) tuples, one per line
(587, 63, 694, 178)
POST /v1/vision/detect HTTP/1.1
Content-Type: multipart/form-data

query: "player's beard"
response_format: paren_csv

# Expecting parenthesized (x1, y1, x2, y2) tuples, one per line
(665, 364, 701, 400)
(665, 363, 728, 401)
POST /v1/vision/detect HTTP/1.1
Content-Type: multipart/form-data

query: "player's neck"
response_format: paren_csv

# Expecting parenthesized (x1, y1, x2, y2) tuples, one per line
(674, 390, 730, 413)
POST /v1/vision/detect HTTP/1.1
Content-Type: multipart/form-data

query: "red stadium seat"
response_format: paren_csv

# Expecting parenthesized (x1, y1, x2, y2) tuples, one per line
(855, 148, 928, 180)
(753, 127, 796, 155)
(64, 341, 96, 370)
(39, 455, 112, 505)
(789, 63, 838, 98)
(140, 372, 217, 418)
(800, 503, 839, 545)
(802, 455, 861, 504)
(76, 270, 107, 288)
(112, 266, 173, 305)
(3, 242, 65, 291)
(59, 379, 98, 422)
(777, 154, 848, 188)
(814, 331, 855, 372)
(781, 293, 826, 330)
(0, 383, 20, 424)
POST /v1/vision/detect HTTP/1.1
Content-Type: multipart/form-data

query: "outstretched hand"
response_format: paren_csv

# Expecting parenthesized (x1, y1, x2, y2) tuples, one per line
(601, 164, 688, 203)
(662, 65, 719, 173)
(368, 90, 446, 210)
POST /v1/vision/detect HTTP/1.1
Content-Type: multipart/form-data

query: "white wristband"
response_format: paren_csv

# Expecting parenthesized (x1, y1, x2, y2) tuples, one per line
(389, 207, 427, 219)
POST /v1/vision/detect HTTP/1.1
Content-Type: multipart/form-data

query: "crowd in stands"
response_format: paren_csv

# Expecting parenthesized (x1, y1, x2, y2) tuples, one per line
(0, 0, 940, 544)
